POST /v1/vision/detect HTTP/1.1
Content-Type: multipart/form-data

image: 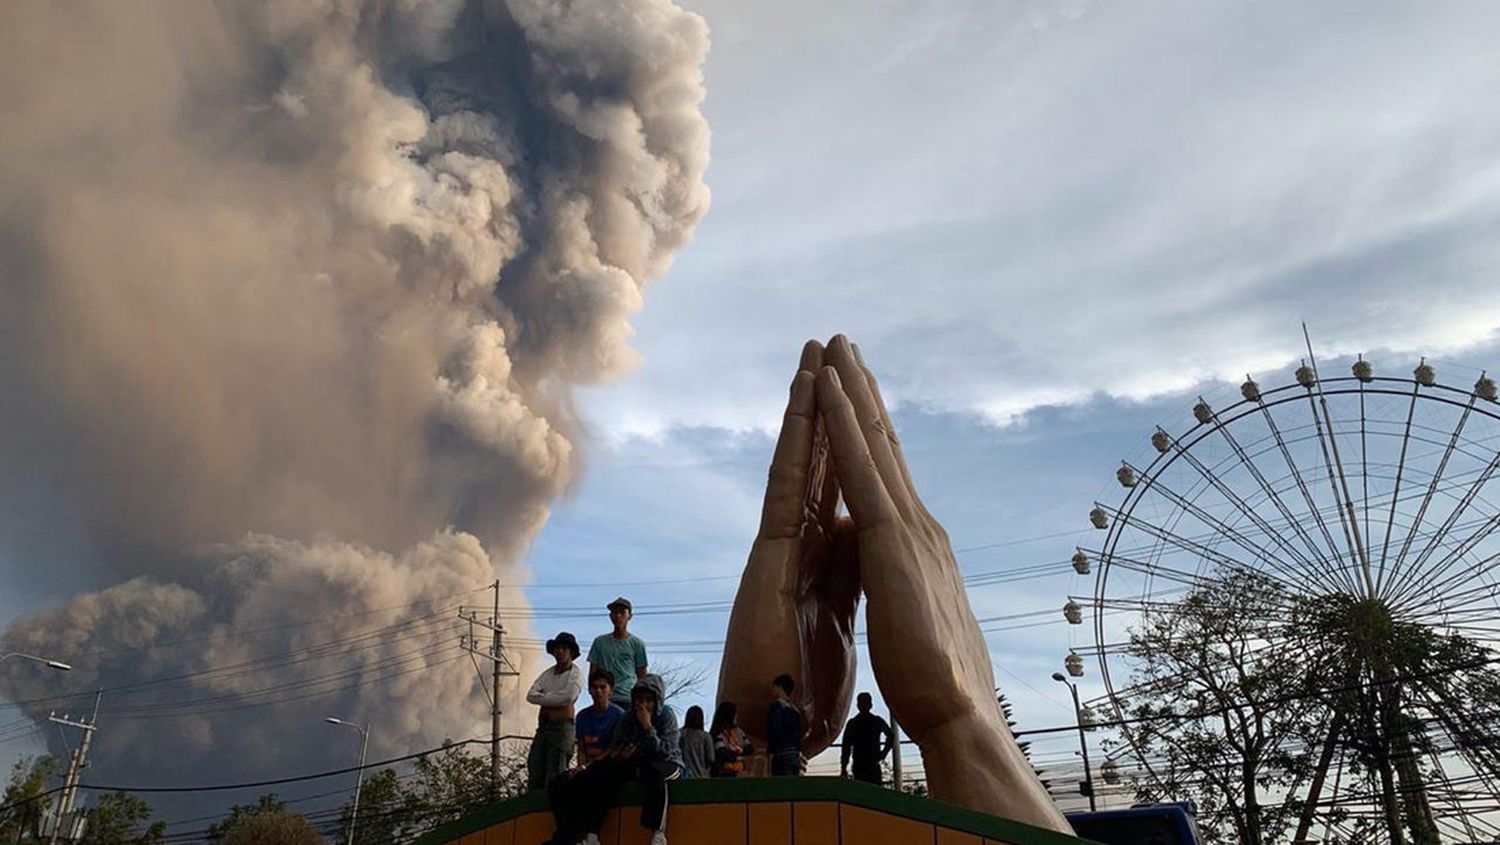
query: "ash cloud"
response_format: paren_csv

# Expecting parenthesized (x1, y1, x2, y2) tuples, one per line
(0, 0, 708, 780)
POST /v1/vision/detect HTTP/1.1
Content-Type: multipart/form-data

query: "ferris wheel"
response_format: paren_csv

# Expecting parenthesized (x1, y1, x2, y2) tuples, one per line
(1067, 351, 1500, 844)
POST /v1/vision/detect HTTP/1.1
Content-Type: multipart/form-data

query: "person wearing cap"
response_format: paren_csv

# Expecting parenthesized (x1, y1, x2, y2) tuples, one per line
(587, 597, 648, 708)
(526, 631, 586, 791)
(544, 673, 681, 845)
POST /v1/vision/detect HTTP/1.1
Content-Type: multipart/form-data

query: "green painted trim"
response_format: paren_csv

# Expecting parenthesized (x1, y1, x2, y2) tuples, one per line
(414, 778, 1096, 845)
(413, 790, 547, 845)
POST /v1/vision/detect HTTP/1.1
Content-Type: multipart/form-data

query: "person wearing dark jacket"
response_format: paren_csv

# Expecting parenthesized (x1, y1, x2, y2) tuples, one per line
(766, 673, 803, 776)
(545, 673, 682, 845)
(840, 692, 895, 785)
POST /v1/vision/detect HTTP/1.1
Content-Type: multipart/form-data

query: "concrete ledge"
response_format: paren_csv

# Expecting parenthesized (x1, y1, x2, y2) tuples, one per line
(414, 777, 1096, 845)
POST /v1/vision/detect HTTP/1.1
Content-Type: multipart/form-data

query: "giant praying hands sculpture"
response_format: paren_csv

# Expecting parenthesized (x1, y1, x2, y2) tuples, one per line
(718, 336, 1072, 834)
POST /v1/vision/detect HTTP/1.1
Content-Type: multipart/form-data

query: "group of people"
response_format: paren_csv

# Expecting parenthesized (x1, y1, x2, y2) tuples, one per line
(523, 597, 897, 845)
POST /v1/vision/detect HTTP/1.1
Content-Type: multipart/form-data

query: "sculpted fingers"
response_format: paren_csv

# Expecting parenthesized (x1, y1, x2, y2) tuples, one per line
(851, 341, 923, 508)
(816, 365, 899, 529)
(759, 346, 822, 539)
(826, 335, 913, 518)
(799, 338, 825, 373)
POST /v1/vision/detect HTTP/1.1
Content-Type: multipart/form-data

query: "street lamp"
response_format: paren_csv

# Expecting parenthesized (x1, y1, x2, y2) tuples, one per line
(1, 652, 72, 671)
(325, 717, 370, 845)
(1052, 671, 1096, 812)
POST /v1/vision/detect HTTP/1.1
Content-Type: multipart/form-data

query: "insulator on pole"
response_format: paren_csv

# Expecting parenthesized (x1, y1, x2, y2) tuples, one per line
(1192, 401, 1213, 424)
(1415, 359, 1436, 386)
(1240, 378, 1260, 401)
(1072, 551, 1091, 575)
(1116, 465, 1137, 488)
(1353, 357, 1374, 382)
(1089, 507, 1109, 529)
(1065, 652, 1084, 678)
(1150, 430, 1171, 453)
(1064, 601, 1083, 624)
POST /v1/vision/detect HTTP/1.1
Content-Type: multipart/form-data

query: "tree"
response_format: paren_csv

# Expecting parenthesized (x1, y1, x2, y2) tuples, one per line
(654, 659, 711, 703)
(997, 691, 1050, 793)
(0, 755, 60, 842)
(206, 793, 319, 844)
(1297, 593, 1500, 845)
(79, 791, 165, 845)
(1104, 567, 1322, 845)
(334, 740, 529, 844)
(218, 810, 322, 845)
(335, 767, 402, 845)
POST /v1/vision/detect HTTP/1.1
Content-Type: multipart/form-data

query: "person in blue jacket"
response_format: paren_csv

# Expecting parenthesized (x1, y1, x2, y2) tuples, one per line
(544, 673, 682, 845)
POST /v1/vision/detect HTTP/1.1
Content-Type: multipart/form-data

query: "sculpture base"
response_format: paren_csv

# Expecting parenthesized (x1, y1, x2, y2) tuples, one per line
(415, 777, 1093, 845)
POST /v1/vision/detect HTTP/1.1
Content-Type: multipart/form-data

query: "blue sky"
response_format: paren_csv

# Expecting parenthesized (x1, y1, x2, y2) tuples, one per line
(496, 0, 1500, 797)
(11, 0, 1500, 818)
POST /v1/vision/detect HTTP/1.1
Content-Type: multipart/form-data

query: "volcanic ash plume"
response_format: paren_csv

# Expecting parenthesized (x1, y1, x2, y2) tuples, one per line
(0, 0, 709, 776)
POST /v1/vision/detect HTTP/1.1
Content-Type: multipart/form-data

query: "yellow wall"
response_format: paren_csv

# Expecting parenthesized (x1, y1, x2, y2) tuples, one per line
(440, 801, 1017, 845)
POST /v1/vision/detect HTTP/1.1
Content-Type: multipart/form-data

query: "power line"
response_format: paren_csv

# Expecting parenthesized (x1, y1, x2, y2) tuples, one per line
(0, 738, 497, 813)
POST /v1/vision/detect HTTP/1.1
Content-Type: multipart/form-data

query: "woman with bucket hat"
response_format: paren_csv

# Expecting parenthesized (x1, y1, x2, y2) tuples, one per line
(526, 631, 585, 790)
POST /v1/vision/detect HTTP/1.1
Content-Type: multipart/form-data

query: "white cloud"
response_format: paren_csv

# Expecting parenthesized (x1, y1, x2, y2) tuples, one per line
(590, 0, 1500, 437)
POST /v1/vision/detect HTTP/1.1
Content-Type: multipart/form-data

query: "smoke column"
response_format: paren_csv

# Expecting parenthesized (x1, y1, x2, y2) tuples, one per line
(0, 0, 708, 781)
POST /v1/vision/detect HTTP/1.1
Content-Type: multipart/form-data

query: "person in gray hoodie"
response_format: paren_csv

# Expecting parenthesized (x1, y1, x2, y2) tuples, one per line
(544, 673, 682, 845)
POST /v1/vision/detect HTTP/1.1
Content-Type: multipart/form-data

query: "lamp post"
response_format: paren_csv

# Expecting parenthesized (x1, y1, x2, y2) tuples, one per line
(325, 717, 370, 845)
(1052, 672, 1096, 812)
(1, 652, 72, 671)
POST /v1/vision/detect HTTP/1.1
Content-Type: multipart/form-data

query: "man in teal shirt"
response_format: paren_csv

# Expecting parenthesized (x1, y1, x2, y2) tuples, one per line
(587, 597, 648, 708)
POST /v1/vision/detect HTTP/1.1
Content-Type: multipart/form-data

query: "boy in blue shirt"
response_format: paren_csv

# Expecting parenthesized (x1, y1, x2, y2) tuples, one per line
(574, 669, 625, 767)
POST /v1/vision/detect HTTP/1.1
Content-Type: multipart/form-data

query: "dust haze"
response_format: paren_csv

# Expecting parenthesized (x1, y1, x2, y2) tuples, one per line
(0, 0, 709, 780)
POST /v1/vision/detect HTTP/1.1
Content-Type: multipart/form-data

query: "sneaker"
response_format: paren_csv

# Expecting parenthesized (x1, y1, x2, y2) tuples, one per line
(650, 831, 667, 845)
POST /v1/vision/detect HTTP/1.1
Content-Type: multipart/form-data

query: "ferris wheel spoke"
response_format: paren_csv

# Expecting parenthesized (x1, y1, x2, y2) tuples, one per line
(1406, 566, 1500, 622)
(1427, 750, 1486, 843)
(1157, 439, 1335, 589)
(1409, 682, 1500, 799)
(1300, 359, 1376, 596)
(1129, 461, 1336, 593)
(1361, 384, 1375, 594)
(1398, 537, 1500, 615)
(1254, 399, 1359, 585)
(1383, 395, 1480, 604)
(1384, 455, 1500, 613)
(1418, 608, 1500, 631)
(1098, 548, 1236, 592)
(1205, 408, 1346, 576)
(1097, 511, 1304, 596)
(1377, 382, 1424, 594)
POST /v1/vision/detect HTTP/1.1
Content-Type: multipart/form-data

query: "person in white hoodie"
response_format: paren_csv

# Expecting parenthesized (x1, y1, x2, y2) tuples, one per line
(526, 632, 585, 791)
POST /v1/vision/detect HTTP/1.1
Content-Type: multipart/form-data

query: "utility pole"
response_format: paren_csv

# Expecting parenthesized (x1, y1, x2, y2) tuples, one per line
(491, 581, 501, 798)
(1052, 673, 1096, 812)
(323, 717, 370, 845)
(459, 580, 517, 801)
(47, 690, 100, 845)
(890, 717, 902, 792)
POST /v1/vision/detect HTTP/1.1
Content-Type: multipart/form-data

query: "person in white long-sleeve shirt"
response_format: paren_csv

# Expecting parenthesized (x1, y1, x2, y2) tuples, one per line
(527, 631, 585, 791)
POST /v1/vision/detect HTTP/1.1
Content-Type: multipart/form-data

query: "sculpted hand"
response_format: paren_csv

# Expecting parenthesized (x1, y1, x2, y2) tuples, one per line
(813, 336, 1069, 832)
(718, 341, 861, 754)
